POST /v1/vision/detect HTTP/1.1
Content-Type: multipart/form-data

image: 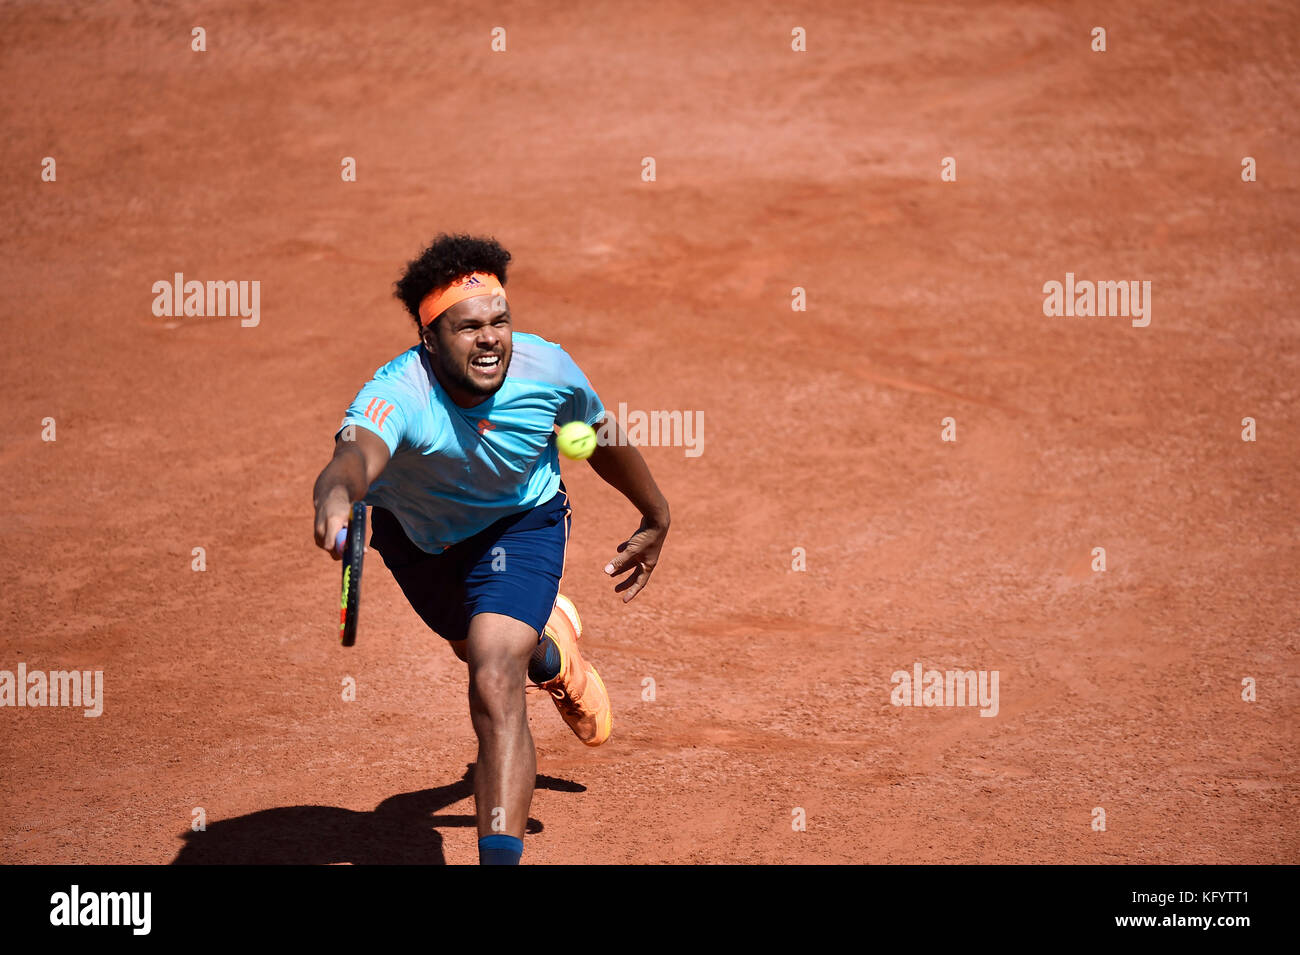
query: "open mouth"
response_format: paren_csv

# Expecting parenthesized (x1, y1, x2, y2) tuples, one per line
(470, 353, 502, 373)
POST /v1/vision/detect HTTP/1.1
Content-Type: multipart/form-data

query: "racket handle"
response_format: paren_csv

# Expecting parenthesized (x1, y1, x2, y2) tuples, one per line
(334, 526, 348, 556)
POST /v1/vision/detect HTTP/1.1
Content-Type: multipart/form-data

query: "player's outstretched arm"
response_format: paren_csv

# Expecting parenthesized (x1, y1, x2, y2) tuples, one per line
(312, 428, 391, 560)
(586, 413, 670, 602)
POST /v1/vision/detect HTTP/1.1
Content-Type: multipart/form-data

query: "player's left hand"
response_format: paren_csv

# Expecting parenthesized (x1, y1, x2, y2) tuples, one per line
(604, 515, 669, 603)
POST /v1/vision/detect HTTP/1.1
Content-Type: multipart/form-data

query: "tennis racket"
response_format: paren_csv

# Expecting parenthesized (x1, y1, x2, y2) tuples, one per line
(334, 501, 367, 647)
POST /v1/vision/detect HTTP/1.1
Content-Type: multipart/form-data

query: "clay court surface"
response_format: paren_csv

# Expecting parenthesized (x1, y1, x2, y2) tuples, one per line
(2, 1, 1297, 864)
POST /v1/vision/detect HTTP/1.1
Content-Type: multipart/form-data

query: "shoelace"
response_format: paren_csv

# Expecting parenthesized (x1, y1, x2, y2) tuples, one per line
(525, 678, 574, 706)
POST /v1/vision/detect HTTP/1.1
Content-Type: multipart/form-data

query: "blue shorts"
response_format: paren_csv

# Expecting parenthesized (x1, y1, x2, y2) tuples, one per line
(369, 485, 571, 641)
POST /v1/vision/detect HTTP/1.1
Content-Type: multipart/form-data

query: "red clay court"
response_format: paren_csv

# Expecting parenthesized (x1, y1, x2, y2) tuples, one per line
(1, 1, 1297, 864)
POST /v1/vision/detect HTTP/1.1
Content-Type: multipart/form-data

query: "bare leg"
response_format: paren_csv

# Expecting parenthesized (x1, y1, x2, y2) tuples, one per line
(465, 612, 537, 840)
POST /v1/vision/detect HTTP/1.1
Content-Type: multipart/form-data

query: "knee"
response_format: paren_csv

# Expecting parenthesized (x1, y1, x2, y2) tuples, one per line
(468, 663, 525, 725)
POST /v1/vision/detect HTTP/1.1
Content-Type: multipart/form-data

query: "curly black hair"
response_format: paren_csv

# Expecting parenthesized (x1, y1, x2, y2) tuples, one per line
(393, 233, 512, 330)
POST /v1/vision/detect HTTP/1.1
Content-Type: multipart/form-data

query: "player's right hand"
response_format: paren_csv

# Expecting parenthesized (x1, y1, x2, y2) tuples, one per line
(314, 486, 353, 561)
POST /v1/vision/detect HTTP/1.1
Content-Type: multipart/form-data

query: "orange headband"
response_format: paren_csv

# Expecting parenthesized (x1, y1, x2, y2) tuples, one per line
(418, 271, 506, 326)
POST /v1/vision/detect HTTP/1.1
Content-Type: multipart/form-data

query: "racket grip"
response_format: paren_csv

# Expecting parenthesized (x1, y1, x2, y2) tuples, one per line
(334, 526, 348, 556)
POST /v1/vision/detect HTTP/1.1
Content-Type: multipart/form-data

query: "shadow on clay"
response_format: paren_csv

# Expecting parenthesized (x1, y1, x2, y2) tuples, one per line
(170, 764, 585, 865)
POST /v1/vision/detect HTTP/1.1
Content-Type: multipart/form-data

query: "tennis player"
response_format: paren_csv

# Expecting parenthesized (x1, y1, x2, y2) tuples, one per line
(312, 233, 670, 865)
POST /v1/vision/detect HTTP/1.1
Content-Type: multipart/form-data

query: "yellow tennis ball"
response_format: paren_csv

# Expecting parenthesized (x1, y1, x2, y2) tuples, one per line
(557, 421, 597, 460)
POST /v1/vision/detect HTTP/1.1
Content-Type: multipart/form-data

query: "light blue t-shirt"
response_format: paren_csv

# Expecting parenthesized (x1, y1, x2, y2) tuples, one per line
(337, 332, 605, 553)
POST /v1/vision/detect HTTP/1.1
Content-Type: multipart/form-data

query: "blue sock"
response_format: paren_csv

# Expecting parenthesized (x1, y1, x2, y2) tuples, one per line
(527, 634, 562, 683)
(479, 834, 523, 865)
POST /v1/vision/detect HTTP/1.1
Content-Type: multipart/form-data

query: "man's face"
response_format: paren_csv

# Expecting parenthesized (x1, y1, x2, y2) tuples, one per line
(422, 293, 512, 403)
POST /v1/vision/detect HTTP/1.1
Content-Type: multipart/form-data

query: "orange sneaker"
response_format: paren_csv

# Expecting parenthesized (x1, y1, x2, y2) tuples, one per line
(554, 593, 583, 638)
(537, 595, 612, 746)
